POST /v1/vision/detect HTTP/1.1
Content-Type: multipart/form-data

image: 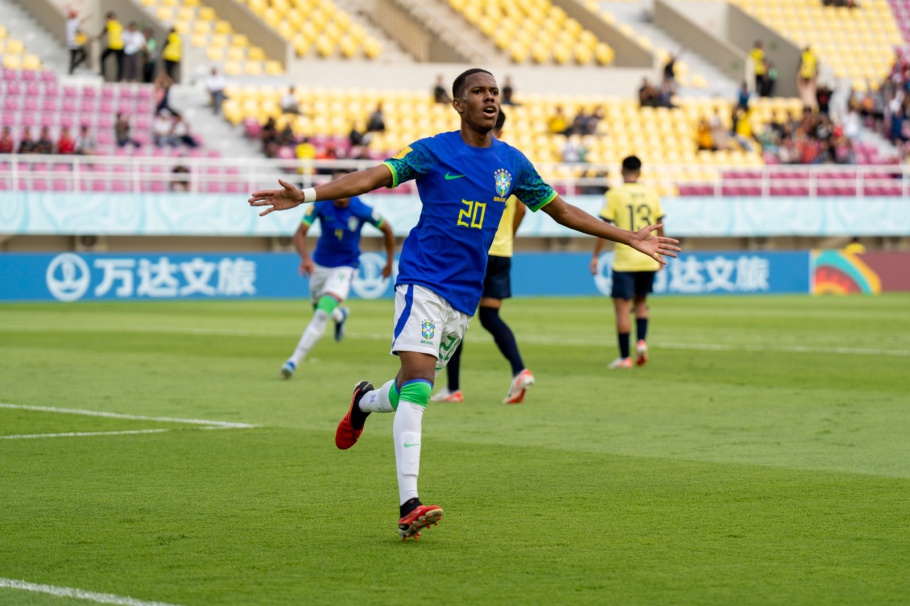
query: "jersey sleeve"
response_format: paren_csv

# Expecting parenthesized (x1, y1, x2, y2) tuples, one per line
(354, 199, 384, 228)
(600, 191, 618, 222)
(382, 139, 436, 188)
(301, 203, 318, 226)
(512, 152, 557, 212)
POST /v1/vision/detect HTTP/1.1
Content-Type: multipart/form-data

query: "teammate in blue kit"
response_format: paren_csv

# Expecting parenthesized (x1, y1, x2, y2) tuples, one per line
(280, 171, 395, 379)
(249, 69, 681, 540)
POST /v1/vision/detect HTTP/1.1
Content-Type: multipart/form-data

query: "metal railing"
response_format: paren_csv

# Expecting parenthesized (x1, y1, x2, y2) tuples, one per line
(1, 154, 908, 198)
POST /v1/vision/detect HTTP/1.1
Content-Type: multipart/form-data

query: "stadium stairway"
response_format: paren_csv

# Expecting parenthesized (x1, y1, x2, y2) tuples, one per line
(168, 83, 262, 158)
(1, 0, 93, 77)
(323, 0, 415, 64)
(599, 0, 740, 97)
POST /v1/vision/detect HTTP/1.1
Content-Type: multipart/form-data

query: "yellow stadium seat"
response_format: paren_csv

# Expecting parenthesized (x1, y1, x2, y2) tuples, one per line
(156, 7, 175, 22)
(363, 37, 381, 59)
(177, 7, 195, 21)
(0, 25, 6, 39)
(226, 46, 246, 61)
(209, 34, 229, 48)
(193, 21, 213, 35)
(265, 60, 284, 75)
(232, 34, 249, 48)
(22, 54, 41, 70)
(247, 46, 266, 61)
(214, 20, 233, 34)
(206, 47, 225, 61)
(198, 7, 216, 21)
(244, 61, 263, 76)
(190, 34, 208, 48)
(3, 54, 22, 69)
(4, 39, 23, 54)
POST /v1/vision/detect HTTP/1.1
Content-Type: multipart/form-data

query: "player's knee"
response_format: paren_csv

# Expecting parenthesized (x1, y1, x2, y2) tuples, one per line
(399, 379, 433, 408)
(478, 306, 500, 330)
(312, 308, 330, 324)
(315, 295, 338, 314)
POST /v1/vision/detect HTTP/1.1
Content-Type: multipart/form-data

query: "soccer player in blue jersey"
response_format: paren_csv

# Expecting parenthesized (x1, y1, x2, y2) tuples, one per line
(249, 69, 681, 540)
(280, 171, 395, 379)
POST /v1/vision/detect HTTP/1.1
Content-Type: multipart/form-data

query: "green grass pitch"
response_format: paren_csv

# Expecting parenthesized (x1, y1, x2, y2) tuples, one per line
(0, 295, 908, 605)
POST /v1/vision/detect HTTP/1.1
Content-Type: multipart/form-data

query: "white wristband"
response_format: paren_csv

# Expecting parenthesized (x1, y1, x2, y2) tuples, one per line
(302, 187, 317, 203)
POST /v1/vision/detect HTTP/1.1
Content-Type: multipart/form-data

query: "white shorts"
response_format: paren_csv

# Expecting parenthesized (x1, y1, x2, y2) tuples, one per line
(390, 284, 472, 371)
(309, 263, 354, 304)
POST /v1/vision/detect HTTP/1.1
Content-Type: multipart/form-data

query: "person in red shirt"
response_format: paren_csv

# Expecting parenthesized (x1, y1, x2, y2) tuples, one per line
(0, 127, 14, 153)
(57, 126, 76, 154)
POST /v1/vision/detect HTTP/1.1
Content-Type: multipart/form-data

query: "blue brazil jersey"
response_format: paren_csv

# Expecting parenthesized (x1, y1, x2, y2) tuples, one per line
(302, 197, 384, 269)
(384, 131, 556, 314)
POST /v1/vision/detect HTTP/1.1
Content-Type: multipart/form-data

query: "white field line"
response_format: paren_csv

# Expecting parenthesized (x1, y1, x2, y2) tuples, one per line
(1, 324, 908, 357)
(0, 403, 256, 429)
(0, 577, 182, 606)
(0, 429, 170, 440)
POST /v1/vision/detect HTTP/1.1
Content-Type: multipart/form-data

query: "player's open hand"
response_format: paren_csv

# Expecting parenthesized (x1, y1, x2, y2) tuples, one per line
(589, 256, 599, 275)
(249, 179, 305, 216)
(630, 224, 680, 266)
(299, 258, 314, 277)
(381, 262, 393, 279)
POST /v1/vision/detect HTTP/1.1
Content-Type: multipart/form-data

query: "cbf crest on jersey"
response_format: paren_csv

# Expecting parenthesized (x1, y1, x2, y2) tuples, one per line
(420, 319, 436, 342)
(347, 216, 359, 231)
(494, 168, 512, 202)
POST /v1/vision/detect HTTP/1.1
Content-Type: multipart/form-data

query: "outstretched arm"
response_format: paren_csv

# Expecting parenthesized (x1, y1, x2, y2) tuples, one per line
(542, 196, 680, 265)
(379, 220, 395, 278)
(249, 165, 394, 216)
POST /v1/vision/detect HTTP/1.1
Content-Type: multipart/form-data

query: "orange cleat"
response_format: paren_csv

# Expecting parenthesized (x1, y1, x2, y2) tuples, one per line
(335, 380, 374, 450)
(503, 369, 535, 404)
(608, 357, 633, 369)
(635, 340, 649, 366)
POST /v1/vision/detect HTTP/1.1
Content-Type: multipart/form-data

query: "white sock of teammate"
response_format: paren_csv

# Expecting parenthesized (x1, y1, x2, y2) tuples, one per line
(289, 309, 329, 365)
(358, 379, 397, 413)
(394, 400, 424, 505)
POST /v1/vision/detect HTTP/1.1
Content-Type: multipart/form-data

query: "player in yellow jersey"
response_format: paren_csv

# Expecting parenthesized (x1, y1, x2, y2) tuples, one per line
(749, 41, 765, 96)
(590, 156, 665, 369)
(431, 109, 535, 404)
(97, 12, 124, 82)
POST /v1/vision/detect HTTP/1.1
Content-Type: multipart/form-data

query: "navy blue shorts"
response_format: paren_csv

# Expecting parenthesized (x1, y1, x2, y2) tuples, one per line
(611, 270, 656, 299)
(483, 255, 512, 300)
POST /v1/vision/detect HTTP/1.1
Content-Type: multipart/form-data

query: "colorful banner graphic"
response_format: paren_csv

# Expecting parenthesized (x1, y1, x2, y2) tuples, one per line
(811, 250, 910, 295)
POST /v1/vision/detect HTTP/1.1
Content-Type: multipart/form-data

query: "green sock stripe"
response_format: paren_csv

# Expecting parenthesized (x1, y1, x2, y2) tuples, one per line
(315, 295, 338, 314)
(399, 379, 432, 408)
(389, 381, 400, 411)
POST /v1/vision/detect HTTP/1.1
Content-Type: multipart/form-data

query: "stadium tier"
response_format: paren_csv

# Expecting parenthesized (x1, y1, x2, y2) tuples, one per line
(889, 0, 910, 46)
(139, 0, 284, 75)
(447, 0, 615, 65)
(730, 0, 901, 90)
(237, 0, 382, 60)
(0, 23, 42, 71)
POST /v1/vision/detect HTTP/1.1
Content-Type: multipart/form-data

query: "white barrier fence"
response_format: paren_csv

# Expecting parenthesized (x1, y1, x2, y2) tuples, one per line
(1, 154, 909, 198)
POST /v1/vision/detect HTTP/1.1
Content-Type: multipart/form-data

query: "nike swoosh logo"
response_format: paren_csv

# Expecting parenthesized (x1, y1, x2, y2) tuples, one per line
(444, 173, 466, 180)
(404, 442, 420, 448)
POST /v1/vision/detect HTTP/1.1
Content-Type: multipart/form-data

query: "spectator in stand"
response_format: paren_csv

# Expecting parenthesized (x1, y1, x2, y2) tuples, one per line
(115, 113, 142, 148)
(569, 108, 587, 135)
(66, 10, 90, 74)
(122, 22, 146, 83)
(366, 103, 385, 133)
(162, 26, 181, 81)
(656, 81, 676, 109)
(171, 161, 190, 192)
(261, 117, 279, 158)
(0, 127, 14, 153)
(205, 68, 227, 115)
(502, 75, 517, 105)
(696, 118, 715, 151)
(280, 86, 300, 115)
(816, 82, 833, 116)
(731, 107, 755, 152)
(749, 41, 765, 95)
(154, 110, 173, 146)
(35, 127, 54, 154)
(170, 113, 198, 149)
(710, 108, 730, 151)
(97, 12, 125, 82)
(662, 50, 681, 93)
(798, 46, 819, 110)
(142, 27, 158, 83)
(278, 121, 296, 147)
(843, 99, 863, 142)
(583, 106, 604, 135)
(432, 75, 451, 104)
(762, 60, 778, 97)
(548, 105, 568, 135)
(736, 81, 752, 110)
(57, 126, 76, 154)
(75, 125, 96, 155)
(295, 137, 317, 174)
(638, 78, 659, 107)
(348, 122, 366, 148)
(18, 128, 36, 154)
(154, 71, 174, 115)
(561, 136, 587, 163)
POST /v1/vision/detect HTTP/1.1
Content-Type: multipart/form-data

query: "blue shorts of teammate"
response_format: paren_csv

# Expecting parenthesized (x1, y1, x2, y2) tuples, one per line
(483, 255, 512, 300)
(611, 270, 656, 299)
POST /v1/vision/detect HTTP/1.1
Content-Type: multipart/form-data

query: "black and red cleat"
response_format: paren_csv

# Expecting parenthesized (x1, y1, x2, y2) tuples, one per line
(335, 380, 374, 450)
(398, 504, 444, 540)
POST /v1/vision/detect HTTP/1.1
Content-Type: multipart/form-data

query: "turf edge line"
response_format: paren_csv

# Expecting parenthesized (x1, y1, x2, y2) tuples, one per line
(0, 403, 256, 429)
(0, 577, 183, 606)
(0, 429, 170, 440)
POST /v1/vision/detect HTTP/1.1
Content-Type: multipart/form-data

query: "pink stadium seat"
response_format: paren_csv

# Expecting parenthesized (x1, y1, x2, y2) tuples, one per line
(99, 101, 115, 114)
(52, 179, 68, 191)
(147, 180, 167, 193)
(97, 131, 113, 145)
(25, 82, 40, 96)
(101, 85, 116, 99)
(62, 99, 76, 112)
(205, 181, 223, 193)
(111, 180, 128, 192)
(40, 70, 55, 83)
(3, 97, 18, 111)
(21, 70, 36, 82)
(225, 181, 245, 193)
(2, 114, 15, 127)
(6, 81, 21, 95)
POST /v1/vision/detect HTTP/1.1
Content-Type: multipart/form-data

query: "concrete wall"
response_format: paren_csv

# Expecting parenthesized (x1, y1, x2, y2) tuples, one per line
(669, 0, 728, 39)
(727, 3, 801, 97)
(373, 0, 468, 63)
(655, 0, 747, 84)
(553, 0, 654, 68)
